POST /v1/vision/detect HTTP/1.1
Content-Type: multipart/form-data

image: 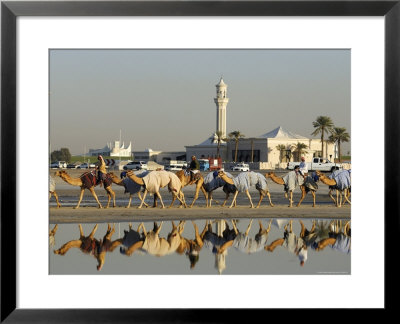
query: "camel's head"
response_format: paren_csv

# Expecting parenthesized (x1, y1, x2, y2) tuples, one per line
(54, 170, 65, 177)
(217, 171, 225, 178)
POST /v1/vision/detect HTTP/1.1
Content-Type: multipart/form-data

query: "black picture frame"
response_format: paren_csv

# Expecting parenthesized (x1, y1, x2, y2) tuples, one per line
(1, 0, 398, 322)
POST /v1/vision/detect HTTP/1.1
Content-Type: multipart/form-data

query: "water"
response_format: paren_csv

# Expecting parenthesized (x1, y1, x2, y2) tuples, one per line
(49, 218, 350, 275)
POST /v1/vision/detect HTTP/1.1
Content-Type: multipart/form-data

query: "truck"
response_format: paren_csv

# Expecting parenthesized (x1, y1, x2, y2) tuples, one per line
(198, 159, 210, 171)
(287, 157, 343, 172)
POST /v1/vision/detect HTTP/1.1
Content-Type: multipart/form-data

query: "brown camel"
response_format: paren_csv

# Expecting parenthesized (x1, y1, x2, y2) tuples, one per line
(173, 170, 207, 207)
(49, 176, 61, 208)
(315, 171, 351, 207)
(54, 223, 123, 271)
(126, 170, 187, 208)
(217, 171, 274, 208)
(54, 170, 116, 209)
(108, 172, 150, 208)
(265, 172, 316, 207)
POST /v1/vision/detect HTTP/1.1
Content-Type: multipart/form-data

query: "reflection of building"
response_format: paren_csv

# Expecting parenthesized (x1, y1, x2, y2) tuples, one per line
(88, 140, 132, 157)
(185, 78, 336, 166)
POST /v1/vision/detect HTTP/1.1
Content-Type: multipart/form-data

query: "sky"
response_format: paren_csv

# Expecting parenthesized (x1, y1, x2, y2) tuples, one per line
(49, 49, 351, 155)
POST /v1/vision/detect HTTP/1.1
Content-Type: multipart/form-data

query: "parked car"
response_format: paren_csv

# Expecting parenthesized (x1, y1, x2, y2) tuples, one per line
(66, 163, 79, 169)
(123, 161, 148, 170)
(78, 162, 96, 169)
(231, 162, 250, 172)
(50, 161, 67, 169)
(165, 164, 186, 171)
(287, 157, 343, 172)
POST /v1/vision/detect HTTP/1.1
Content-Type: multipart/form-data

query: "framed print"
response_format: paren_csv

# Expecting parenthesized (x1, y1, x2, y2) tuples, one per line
(1, 0, 398, 321)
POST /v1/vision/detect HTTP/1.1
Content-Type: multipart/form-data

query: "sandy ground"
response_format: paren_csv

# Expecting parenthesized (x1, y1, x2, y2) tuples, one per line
(49, 169, 351, 223)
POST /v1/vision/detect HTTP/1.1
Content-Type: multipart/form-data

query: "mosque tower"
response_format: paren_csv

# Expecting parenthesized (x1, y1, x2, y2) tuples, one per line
(214, 77, 229, 139)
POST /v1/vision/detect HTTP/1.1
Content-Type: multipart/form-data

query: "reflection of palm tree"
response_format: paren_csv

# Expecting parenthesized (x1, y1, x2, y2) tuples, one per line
(228, 130, 245, 162)
(328, 127, 350, 162)
(311, 116, 334, 158)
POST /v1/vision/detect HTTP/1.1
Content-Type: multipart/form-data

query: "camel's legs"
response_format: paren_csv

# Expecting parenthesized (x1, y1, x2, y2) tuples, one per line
(74, 188, 86, 209)
(343, 190, 352, 205)
(50, 191, 61, 208)
(138, 190, 148, 209)
(245, 190, 254, 208)
(311, 191, 316, 207)
(136, 192, 149, 208)
(255, 192, 265, 208)
(296, 188, 307, 207)
(169, 195, 177, 208)
(328, 189, 337, 205)
(126, 194, 133, 208)
(54, 239, 82, 255)
(88, 224, 99, 239)
(88, 187, 103, 209)
(245, 219, 253, 235)
(266, 191, 274, 207)
(231, 219, 239, 235)
(155, 192, 165, 208)
(189, 180, 203, 207)
(229, 191, 239, 208)
(176, 191, 187, 208)
(221, 191, 230, 207)
(288, 191, 293, 207)
(104, 186, 116, 208)
(156, 221, 164, 235)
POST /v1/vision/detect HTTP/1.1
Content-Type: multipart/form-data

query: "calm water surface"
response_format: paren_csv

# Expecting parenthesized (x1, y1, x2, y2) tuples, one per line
(49, 218, 350, 275)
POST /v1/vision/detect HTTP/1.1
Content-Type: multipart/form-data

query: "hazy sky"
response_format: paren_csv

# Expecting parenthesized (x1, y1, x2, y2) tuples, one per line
(50, 49, 351, 155)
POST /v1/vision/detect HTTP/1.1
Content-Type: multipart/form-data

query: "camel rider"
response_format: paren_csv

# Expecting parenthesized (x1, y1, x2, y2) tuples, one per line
(188, 155, 200, 184)
(299, 156, 308, 179)
(96, 154, 107, 187)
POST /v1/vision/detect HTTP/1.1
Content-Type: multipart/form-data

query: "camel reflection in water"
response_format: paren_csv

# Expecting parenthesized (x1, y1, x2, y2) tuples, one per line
(52, 218, 350, 273)
(53, 223, 123, 271)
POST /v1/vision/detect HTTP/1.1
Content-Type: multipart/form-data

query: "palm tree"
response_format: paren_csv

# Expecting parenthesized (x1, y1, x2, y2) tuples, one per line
(210, 130, 227, 158)
(276, 144, 286, 163)
(293, 142, 308, 161)
(228, 130, 245, 162)
(328, 127, 350, 162)
(311, 116, 334, 158)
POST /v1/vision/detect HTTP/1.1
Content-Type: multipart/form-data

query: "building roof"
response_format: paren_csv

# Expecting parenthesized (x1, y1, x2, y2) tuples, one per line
(258, 126, 308, 139)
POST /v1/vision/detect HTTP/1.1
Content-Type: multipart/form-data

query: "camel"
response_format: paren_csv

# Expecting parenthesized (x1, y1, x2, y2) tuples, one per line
(315, 170, 351, 207)
(217, 171, 274, 208)
(49, 176, 61, 208)
(108, 171, 151, 208)
(120, 221, 185, 257)
(202, 171, 238, 208)
(126, 170, 187, 208)
(173, 170, 208, 207)
(265, 171, 316, 207)
(55, 170, 116, 209)
(54, 223, 123, 271)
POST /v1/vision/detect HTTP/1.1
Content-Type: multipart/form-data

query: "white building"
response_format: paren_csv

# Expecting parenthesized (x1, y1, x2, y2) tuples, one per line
(185, 78, 336, 167)
(88, 140, 132, 157)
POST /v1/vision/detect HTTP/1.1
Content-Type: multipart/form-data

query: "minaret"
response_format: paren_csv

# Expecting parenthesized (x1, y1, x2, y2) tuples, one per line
(214, 77, 229, 139)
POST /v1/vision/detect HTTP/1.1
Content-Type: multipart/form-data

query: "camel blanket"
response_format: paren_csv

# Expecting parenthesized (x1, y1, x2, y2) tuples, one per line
(232, 232, 269, 254)
(141, 231, 181, 257)
(283, 171, 301, 192)
(142, 170, 181, 194)
(203, 171, 234, 192)
(49, 176, 56, 192)
(80, 170, 112, 188)
(122, 171, 149, 194)
(329, 170, 351, 190)
(233, 171, 269, 193)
